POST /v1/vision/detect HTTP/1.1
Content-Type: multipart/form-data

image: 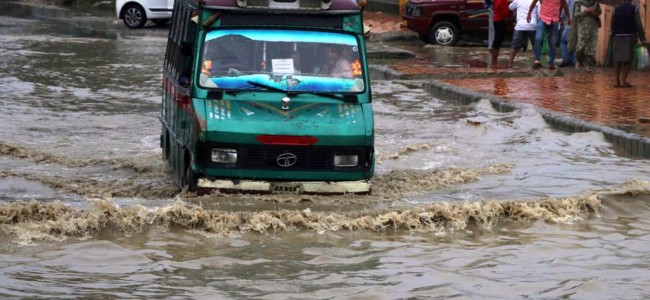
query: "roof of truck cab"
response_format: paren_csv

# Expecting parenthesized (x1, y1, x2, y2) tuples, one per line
(200, 0, 362, 11)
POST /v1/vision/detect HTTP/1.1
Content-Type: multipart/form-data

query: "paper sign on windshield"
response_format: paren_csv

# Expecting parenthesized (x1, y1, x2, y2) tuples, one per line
(271, 58, 295, 75)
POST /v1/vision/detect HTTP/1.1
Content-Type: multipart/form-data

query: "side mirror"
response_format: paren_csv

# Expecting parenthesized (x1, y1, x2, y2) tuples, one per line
(364, 24, 372, 40)
(181, 42, 193, 56)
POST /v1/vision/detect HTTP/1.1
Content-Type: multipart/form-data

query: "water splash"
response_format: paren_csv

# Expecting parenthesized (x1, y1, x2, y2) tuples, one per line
(371, 164, 512, 198)
(0, 190, 614, 245)
(2, 181, 647, 245)
(378, 143, 432, 161)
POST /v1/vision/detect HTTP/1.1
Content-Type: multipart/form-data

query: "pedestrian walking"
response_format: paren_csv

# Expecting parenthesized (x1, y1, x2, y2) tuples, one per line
(559, 0, 577, 67)
(486, 0, 510, 68)
(569, 0, 601, 72)
(507, 0, 539, 68)
(527, 0, 571, 69)
(611, 0, 647, 87)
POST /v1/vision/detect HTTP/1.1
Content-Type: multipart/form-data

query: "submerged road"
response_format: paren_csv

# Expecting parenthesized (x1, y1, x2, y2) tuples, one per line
(0, 2, 649, 299)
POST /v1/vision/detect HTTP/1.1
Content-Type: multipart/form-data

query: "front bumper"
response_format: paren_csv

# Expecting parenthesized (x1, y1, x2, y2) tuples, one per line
(402, 15, 431, 34)
(198, 178, 371, 195)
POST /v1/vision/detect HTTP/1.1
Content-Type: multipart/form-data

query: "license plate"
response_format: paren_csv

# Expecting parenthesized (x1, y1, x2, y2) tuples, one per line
(271, 183, 301, 194)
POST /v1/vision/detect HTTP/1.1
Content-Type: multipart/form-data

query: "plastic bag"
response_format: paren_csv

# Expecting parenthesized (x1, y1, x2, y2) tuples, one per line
(633, 44, 647, 70)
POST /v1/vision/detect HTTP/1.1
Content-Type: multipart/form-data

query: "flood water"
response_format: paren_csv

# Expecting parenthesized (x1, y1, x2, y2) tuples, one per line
(1, 2, 650, 299)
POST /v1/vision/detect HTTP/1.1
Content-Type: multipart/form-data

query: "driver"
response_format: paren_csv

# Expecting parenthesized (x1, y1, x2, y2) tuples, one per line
(321, 45, 353, 78)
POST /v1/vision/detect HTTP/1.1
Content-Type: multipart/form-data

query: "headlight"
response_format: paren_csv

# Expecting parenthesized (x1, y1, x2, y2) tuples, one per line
(334, 154, 358, 167)
(406, 5, 421, 17)
(212, 148, 237, 164)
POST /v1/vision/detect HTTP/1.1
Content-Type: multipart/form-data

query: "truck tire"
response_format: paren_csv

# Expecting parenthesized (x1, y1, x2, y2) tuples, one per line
(428, 21, 460, 46)
(185, 166, 197, 193)
(161, 126, 170, 162)
(184, 151, 197, 193)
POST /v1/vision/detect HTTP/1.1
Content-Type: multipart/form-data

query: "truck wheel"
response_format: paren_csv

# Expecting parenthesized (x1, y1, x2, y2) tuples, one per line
(185, 163, 197, 193)
(428, 21, 460, 46)
(161, 127, 170, 162)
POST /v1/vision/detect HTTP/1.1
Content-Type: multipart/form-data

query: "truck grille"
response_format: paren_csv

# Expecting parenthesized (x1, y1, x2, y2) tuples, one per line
(242, 147, 329, 169)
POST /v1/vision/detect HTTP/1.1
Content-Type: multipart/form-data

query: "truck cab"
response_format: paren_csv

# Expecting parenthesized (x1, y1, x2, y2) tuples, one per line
(161, 0, 374, 194)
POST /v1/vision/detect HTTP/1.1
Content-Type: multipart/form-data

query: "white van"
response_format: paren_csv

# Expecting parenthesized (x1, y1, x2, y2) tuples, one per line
(115, 0, 174, 29)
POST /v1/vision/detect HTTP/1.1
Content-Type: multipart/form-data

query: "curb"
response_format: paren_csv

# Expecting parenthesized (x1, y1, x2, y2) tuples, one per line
(369, 68, 650, 159)
(369, 64, 408, 80)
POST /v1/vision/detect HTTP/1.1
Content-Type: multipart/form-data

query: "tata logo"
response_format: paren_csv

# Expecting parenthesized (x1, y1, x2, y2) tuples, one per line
(276, 153, 297, 167)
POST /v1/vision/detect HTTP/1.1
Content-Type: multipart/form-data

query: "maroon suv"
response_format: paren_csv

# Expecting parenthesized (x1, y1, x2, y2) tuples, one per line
(402, 0, 511, 46)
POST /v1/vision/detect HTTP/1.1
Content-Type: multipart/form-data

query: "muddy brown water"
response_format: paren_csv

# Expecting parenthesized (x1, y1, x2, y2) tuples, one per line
(1, 2, 650, 299)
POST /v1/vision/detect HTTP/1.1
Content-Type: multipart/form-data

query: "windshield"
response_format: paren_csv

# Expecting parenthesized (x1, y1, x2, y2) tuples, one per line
(198, 29, 365, 93)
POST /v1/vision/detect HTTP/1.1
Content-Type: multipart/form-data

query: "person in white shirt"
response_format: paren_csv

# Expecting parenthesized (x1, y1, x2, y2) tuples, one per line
(321, 45, 353, 78)
(507, 0, 539, 68)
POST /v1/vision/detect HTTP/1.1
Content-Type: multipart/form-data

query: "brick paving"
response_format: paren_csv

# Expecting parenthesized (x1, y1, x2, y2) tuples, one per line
(364, 11, 406, 34)
(443, 70, 650, 138)
(364, 11, 650, 139)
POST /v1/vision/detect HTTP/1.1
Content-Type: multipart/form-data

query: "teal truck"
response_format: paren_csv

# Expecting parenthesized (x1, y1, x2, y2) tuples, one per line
(160, 0, 374, 194)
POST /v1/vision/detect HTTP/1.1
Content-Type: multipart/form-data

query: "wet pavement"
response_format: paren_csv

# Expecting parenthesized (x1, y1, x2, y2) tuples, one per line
(364, 11, 650, 143)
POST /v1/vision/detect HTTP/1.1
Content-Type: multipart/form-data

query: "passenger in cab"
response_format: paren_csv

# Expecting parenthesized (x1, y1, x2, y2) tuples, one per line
(321, 45, 353, 78)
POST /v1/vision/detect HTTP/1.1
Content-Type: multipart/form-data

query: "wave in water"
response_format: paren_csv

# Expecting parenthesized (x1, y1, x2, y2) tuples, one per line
(7, 181, 650, 246)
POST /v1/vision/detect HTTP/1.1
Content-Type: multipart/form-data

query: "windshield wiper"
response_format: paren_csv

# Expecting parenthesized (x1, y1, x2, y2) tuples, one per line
(246, 81, 358, 103)
(218, 81, 276, 96)
(247, 81, 288, 93)
(300, 91, 358, 103)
